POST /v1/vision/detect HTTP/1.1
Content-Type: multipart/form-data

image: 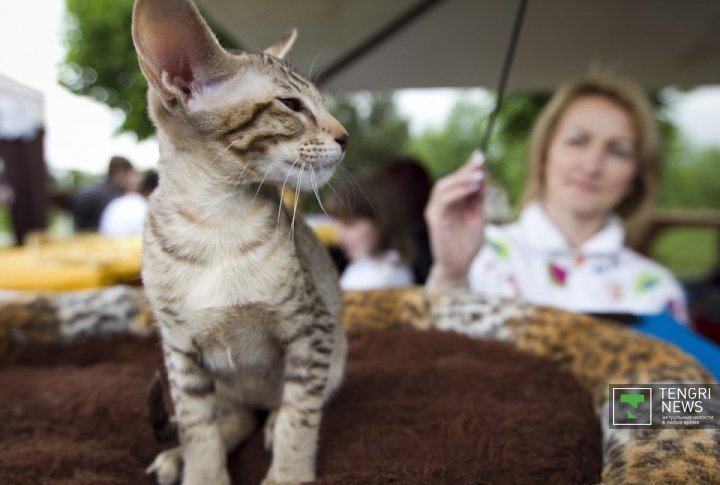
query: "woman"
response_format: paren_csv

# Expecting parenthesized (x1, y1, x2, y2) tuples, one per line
(425, 76, 689, 324)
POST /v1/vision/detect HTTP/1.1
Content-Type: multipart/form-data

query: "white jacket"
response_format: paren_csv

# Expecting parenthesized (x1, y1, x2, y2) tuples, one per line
(340, 250, 414, 291)
(468, 202, 689, 324)
(99, 193, 148, 237)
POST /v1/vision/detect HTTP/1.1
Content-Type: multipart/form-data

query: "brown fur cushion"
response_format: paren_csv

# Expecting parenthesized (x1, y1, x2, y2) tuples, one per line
(0, 328, 600, 484)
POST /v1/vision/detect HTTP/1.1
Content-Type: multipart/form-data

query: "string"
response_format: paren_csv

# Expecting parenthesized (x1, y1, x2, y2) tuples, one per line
(478, 0, 529, 153)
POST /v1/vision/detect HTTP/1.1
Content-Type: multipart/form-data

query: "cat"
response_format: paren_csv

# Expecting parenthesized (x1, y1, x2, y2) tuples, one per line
(131, 0, 349, 484)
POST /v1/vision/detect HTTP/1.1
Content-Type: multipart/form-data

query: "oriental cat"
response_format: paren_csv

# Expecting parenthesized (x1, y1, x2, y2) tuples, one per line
(131, 0, 348, 483)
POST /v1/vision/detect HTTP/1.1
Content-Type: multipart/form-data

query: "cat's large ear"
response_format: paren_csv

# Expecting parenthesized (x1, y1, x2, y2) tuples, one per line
(132, 0, 229, 105)
(263, 29, 297, 60)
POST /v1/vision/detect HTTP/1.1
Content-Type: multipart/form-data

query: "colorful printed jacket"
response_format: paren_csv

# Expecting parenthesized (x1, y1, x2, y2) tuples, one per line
(468, 202, 689, 324)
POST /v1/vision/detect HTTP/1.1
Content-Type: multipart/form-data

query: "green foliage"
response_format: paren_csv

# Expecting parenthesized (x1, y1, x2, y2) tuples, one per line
(408, 88, 696, 209)
(660, 147, 720, 210)
(494, 93, 551, 145)
(490, 93, 551, 205)
(62, 0, 151, 138)
(326, 92, 410, 176)
(0, 205, 9, 234)
(408, 93, 548, 205)
(408, 99, 489, 179)
(648, 90, 682, 157)
(61, 0, 237, 140)
(651, 227, 717, 280)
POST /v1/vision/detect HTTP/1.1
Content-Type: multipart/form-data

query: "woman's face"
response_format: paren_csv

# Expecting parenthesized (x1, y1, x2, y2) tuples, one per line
(543, 95, 638, 219)
(336, 216, 379, 260)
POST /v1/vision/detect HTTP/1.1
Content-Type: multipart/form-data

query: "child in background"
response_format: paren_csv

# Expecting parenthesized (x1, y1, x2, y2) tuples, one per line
(325, 161, 431, 290)
(99, 170, 159, 237)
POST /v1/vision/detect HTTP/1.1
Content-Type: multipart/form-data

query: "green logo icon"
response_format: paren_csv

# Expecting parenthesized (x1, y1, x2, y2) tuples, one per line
(620, 393, 645, 419)
(610, 386, 653, 427)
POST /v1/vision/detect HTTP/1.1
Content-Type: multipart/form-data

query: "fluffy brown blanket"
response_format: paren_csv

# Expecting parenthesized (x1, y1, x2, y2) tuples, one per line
(0, 328, 601, 484)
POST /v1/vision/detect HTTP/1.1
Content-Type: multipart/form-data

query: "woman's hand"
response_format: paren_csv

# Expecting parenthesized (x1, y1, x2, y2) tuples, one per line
(424, 151, 486, 288)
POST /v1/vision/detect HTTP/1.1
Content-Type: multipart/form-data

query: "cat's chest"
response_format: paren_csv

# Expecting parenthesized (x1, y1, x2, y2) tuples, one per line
(145, 202, 303, 308)
(183, 250, 299, 308)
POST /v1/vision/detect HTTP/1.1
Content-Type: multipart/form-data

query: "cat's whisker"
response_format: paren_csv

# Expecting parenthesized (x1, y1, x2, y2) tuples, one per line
(323, 165, 359, 209)
(324, 179, 344, 209)
(235, 153, 253, 184)
(277, 157, 301, 231)
(310, 169, 329, 217)
(211, 141, 254, 187)
(337, 168, 374, 214)
(252, 159, 280, 204)
(289, 164, 303, 241)
(209, 140, 236, 165)
(351, 175, 375, 212)
(312, 62, 332, 85)
(307, 48, 326, 81)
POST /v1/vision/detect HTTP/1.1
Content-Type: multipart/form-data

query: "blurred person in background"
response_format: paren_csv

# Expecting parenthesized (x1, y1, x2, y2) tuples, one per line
(425, 76, 689, 324)
(99, 170, 158, 237)
(325, 163, 418, 290)
(376, 158, 434, 284)
(72, 156, 137, 231)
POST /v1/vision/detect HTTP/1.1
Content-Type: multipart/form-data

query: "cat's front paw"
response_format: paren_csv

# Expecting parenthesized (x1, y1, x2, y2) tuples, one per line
(261, 477, 312, 485)
(264, 409, 278, 451)
(147, 447, 183, 485)
(182, 467, 230, 485)
(261, 468, 314, 485)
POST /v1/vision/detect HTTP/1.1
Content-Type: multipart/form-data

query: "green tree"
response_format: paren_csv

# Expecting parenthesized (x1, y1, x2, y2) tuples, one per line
(62, 0, 150, 138)
(61, 0, 236, 140)
(660, 147, 720, 210)
(409, 89, 685, 209)
(408, 99, 489, 179)
(407, 94, 545, 205)
(326, 92, 410, 176)
(487, 93, 551, 205)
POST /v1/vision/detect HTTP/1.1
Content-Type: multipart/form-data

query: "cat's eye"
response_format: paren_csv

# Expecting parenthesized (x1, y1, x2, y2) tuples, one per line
(278, 97, 305, 113)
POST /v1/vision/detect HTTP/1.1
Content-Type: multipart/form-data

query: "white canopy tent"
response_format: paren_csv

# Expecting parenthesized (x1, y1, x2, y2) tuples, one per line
(0, 73, 44, 140)
(0, 73, 47, 244)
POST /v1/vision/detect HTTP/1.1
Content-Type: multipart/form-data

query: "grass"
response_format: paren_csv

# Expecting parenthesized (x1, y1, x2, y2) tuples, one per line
(650, 227, 718, 281)
(0, 205, 8, 230)
(0, 206, 13, 247)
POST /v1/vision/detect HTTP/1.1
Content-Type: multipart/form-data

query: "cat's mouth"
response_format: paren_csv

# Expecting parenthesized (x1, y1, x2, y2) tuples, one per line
(284, 159, 341, 172)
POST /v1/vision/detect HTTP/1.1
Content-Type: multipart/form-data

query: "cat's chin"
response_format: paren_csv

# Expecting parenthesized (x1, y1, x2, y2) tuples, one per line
(301, 165, 336, 190)
(309, 166, 336, 186)
(303, 166, 335, 189)
(281, 159, 340, 187)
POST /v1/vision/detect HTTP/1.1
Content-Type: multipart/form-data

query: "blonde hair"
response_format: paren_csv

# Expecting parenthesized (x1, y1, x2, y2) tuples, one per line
(520, 76, 663, 246)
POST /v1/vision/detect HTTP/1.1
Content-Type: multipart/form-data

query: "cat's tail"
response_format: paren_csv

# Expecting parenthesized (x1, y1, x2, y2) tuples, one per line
(146, 371, 178, 443)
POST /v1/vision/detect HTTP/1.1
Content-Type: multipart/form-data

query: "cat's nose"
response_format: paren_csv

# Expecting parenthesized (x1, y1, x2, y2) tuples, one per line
(335, 134, 349, 152)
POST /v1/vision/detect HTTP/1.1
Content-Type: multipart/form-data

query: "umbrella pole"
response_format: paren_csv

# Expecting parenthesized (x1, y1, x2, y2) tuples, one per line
(479, 0, 529, 153)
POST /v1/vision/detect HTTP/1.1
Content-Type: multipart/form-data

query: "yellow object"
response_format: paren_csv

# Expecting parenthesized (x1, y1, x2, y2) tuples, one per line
(311, 222, 339, 246)
(0, 234, 142, 291)
(0, 221, 337, 292)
